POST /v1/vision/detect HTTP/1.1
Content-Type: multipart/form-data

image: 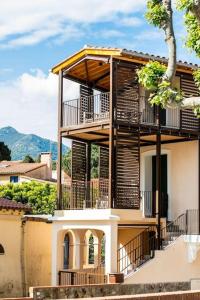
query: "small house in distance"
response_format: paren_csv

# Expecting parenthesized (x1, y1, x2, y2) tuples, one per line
(0, 152, 53, 184)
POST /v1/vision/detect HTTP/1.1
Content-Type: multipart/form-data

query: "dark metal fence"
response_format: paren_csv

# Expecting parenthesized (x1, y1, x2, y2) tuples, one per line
(117, 226, 156, 275)
(62, 92, 110, 127)
(61, 179, 109, 209)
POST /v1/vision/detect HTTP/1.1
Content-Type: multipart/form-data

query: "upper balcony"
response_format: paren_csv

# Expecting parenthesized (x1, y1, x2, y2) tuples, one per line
(62, 91, 200, 133)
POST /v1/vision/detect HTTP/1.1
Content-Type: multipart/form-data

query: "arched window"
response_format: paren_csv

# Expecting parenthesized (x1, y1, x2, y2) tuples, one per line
(88, 234, 94, 264)
(0, 244, 5, 255)
(101, 235, 105, 266)
(63, 234, 70, 269)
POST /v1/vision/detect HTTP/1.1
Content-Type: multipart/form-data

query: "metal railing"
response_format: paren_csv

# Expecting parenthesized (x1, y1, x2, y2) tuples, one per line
(62, 92, 110, 127)
(59, 269, 107, 285)
(61, 179, 109, 210)
(117, 226, 156, 275)
(161, 209, 199, 249)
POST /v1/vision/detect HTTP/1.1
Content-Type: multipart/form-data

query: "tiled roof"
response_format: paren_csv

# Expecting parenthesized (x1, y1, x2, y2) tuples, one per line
(0, 161, 46, 175)
(0, 198, 31, 212)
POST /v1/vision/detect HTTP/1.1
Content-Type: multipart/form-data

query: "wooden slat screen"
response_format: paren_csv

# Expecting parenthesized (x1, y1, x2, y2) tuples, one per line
(80, 85, 93, 123)
(71, 141, 87, 207)
(181, 75, 200, 131)
(99, 147, 109, 200)
(114, 61, 139, 124)
(115, 129, 140, 209)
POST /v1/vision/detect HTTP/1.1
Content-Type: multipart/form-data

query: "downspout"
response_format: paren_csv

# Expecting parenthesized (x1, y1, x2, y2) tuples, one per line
(20, 219, 26, 297)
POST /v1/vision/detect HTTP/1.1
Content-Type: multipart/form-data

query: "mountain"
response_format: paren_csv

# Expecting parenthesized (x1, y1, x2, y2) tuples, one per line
(0, 126, 68, 161)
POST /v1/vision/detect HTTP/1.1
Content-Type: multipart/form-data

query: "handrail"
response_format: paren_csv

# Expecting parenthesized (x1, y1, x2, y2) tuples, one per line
(117, 225, 156, 275)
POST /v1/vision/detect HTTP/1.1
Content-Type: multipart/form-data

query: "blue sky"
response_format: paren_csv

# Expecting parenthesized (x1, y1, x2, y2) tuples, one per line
(0, 0, 199, 141)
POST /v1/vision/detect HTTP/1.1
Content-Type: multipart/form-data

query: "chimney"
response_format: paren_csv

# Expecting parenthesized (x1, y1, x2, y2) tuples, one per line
(40, 152, 52, 180)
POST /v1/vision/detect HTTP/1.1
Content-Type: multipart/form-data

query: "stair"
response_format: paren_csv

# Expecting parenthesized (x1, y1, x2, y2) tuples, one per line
(118, 212, 188, 276)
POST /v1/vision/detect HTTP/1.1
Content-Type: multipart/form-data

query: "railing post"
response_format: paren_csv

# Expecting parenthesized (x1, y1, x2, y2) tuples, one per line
(186, 210, 188, 235)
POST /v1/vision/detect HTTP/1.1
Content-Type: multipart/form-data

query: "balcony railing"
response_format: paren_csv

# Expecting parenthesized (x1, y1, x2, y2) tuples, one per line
(61, 179, 109, 210)
(62, 92, 110, 127)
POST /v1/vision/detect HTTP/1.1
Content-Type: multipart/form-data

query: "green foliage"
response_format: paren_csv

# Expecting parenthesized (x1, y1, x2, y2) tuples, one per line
(23, 155, 35, 163)
(146, 0, 168, 28)
(0, 181, 56, 214)
(184, 12, 200, 57)
(52, 160, 57, 170)
(193, 68, 200, 88)
(149, 81, 183, 107)
(0, 142, 11, 161)
(62, 149, 71, 176)
(137, 61, 166, 91)
(91, 145, 99, 178)
(193, 105, 200, 118)
(176, 0, 194, 11)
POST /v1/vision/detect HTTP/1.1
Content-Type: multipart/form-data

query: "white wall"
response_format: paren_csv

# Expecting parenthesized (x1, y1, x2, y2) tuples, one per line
(141, 141, 198, 220)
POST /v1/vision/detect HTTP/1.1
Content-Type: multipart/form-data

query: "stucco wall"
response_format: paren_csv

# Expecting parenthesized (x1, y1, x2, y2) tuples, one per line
(24, 221, 52, 293)
(118, 228, 144, 247)
(125, 236, 200, 284)
(0, 212, 23, 298)
(141, 141, 198, 220)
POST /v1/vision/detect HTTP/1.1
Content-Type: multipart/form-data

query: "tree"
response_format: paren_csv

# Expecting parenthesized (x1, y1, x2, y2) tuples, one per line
(138, 0, 200, 116)
(0, 142, 11, 161)
(23, 155, 35, 163)
(0, 181, 56, 214)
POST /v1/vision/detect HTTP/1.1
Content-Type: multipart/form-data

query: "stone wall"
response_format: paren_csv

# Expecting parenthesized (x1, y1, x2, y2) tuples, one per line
(30, 282, 190, 299)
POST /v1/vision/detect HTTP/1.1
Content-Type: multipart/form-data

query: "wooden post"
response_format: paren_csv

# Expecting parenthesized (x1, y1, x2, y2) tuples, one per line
(86, 142, 91, 207)
(198, 139, 200, 234)
(156, 106, 161, 249)
(109, 57, 115, 208)
(57, 70, 63, 210)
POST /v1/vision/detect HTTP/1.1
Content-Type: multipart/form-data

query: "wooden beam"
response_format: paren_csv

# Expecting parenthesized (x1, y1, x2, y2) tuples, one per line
(109, 57, 115, 209)
(156, 106, 161, 250)
(93, 70, 110, 85)
(57, 70, 63, 209)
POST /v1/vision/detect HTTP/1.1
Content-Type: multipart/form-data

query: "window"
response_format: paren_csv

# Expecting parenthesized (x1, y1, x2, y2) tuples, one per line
(0, 244, 5, 255)
(10, 176, 19, 183)
(63, 234, 70, 269)
(88, 234, 94, 264)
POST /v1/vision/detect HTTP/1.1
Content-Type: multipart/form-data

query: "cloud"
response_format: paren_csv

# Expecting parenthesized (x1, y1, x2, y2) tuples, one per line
(0, 70, 79, 141)
(0, 0, 146, 47)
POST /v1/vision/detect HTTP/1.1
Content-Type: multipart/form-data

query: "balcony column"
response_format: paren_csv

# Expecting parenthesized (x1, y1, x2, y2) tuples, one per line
(57, 70, 63, 209)
(86, 142, 91, 207)
(156, 106, 161, 249)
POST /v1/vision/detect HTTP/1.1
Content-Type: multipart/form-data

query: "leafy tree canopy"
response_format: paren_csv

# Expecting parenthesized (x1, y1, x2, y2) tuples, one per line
(138, 0, 200, 117)
(0, 142, 11, 161)
(0, 181, 56, 214)
(23, 155, 35, 163)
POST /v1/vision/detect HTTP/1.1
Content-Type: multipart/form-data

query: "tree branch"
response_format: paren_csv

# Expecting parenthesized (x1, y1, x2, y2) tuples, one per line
(162, 0, 177, 82)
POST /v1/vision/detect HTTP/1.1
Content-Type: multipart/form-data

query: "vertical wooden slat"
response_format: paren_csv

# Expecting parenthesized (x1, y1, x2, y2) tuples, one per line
(99, 147, 109, 200)
(80, 85, 93, 123)
(156, 105, 161, 249)
(71, 141, 87, 208)
(57, 70, 63, 209)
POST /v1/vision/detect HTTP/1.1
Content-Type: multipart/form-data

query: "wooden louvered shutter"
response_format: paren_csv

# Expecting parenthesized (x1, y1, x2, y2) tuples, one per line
(71, 141, 87, 208)
(115, 129, 140, 209)
(99, 147, 109, 202)
(114, 62, 139, 124)
(181, 75, 200, 131)
(80, 85, 93, 123)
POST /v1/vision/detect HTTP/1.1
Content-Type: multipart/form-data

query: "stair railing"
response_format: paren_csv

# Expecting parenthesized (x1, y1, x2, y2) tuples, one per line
(117, 226, 156, 275)
(161, 213, 187, 249)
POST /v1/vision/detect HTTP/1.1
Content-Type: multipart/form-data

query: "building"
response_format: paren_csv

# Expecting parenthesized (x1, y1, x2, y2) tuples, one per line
(0, 152, 53, 184)
(50, 46, 200, 285)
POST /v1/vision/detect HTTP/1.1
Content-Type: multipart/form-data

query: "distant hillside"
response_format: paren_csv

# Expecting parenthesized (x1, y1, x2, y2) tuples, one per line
(0, 126, 68, 160)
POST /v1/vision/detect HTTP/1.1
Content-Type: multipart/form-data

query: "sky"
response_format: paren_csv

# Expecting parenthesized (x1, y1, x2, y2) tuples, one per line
(0, 0, 199, 142)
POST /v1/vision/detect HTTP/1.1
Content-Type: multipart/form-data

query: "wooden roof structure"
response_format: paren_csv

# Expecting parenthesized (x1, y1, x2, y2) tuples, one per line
(52, 45, 199, 91)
